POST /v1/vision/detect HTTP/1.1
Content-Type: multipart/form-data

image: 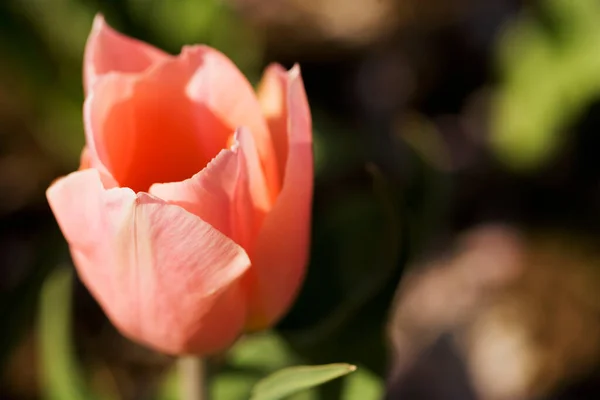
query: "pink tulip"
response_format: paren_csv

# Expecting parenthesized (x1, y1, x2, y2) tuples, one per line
(46, 15, 313, 355)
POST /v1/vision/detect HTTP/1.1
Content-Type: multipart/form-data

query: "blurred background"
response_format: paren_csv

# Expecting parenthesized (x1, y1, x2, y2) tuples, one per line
(1, 0, 600, 399)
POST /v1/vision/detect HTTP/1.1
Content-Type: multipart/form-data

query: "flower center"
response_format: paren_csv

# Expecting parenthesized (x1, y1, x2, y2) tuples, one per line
(102, 82, 233, 192)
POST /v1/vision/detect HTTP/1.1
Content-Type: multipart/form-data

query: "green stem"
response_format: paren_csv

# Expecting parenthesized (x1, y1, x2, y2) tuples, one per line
(178, 356, 208, 400)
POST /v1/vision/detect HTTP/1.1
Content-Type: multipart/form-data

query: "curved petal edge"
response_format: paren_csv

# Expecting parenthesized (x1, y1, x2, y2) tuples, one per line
(47, 169, 251, 354)
(84, 13, 169, 93)
(246, 65, 314, 329)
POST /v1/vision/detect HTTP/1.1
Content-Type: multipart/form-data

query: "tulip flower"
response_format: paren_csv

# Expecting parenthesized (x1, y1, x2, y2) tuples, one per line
(46, 15, 313, 355)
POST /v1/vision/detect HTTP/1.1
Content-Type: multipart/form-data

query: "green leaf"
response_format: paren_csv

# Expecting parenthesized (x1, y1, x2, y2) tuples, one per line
(250, 363, 357, 400)
(341, 366, 384, 400)
(38, 267, 102, 400)
(490, 0, 600, 171)
(228, 331, 298, 371)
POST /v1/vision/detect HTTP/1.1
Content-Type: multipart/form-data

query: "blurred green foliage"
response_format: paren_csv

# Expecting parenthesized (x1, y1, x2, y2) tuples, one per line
(39, 267, 104, 400)
(491, 0, 600, 170)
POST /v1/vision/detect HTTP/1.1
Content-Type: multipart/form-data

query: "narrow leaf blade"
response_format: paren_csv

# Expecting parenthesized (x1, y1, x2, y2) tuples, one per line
(39, 267, 100, 400)
(250, 363, 356, 400)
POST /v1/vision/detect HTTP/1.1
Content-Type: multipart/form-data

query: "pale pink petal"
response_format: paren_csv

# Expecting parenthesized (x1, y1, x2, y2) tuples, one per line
(84, 14, 169, 93)
(184, 46, 280, 200)
(85, 48, 235, 192)
(150, 127, 270, 252)
(47, 169, 251, 355)
(246, 65, 313, 329)
(257, 64, 290, 183)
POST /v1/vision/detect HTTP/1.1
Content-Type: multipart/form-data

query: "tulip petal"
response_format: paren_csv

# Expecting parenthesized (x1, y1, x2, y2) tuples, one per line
(84, 14, 169, 93)
(247, 65, 313, 329)
(257, 64, 290, 183)
(79, 147, 92, 170)
(77, 147, 119, 190)
(150, 127, 269, 252)
(236, 126, 271, 216)
(85, 49, 236, 192)
(47, 169, 251, 354)
(184, 46, 280, 200)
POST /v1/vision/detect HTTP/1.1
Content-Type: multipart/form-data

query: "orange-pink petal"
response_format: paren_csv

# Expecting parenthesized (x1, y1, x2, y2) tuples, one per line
(184, 46, 281, 200)
(246, 65, 313, 329)
(257, 64, 290, 184)
(150, 128, 269, 251)
(79, 147, 92, 170)
(84, 14, 169, 93)
(84, 47, 235, 192)
(236, 127, 271, 217)
(46, 169, 251, 354)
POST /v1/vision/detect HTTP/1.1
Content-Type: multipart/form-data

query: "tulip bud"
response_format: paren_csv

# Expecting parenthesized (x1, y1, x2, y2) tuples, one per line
(47, 15, 313, 355)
